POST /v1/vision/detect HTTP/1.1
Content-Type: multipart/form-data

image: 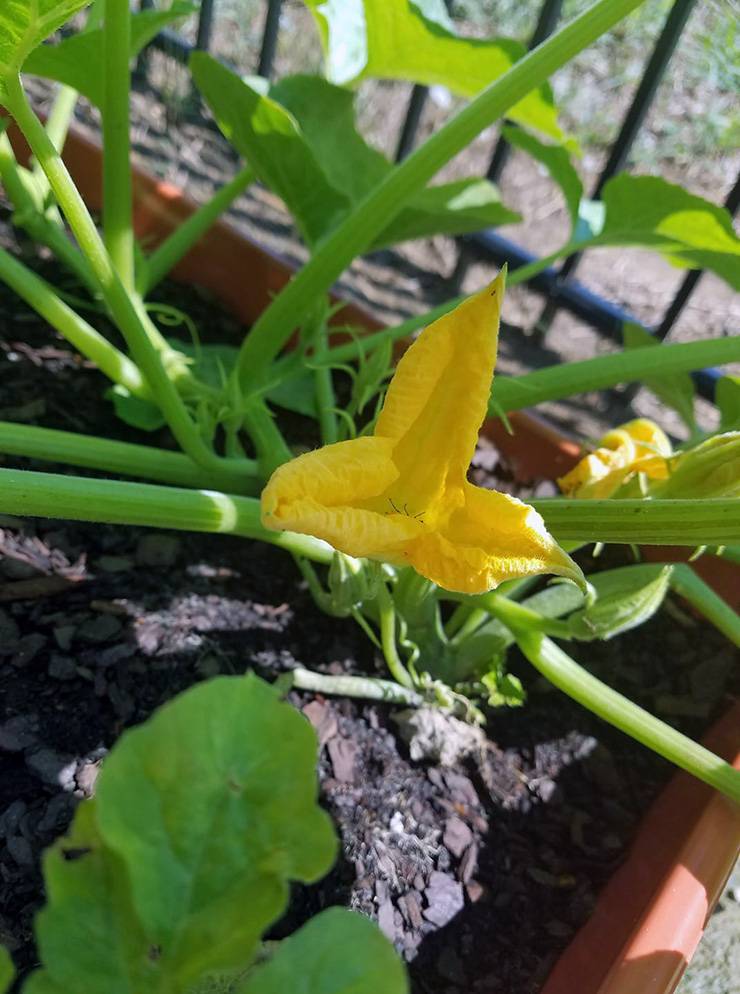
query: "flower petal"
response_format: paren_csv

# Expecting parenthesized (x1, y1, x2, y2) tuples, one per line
(404, 483, 584, 594)
(261, 435, 422, 558)
(559, 418, 671, 498)
(374, 271, 505, 510)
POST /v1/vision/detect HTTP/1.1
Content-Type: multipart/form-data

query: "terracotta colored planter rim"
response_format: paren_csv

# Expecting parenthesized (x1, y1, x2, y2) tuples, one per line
(8, 121, 740, 994)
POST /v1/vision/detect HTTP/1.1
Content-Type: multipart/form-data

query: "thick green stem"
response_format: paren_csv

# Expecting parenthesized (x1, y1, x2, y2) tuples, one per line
(0, 467, 332, 562)
(102, 0, 134, 289)
(235, 0, 647, 389)
(493, 336, 740, 413)
(4, 75, 240, 476)
(314, 321, 339, 445)
(142, 166, 255, 294)
(475, 594, 572, 638)
(495, 615, 740, 803)
(0, 422, 258, 493)
(531, 497, 740, 546)
(669, 564, 740, 649)
(0, 243, 146, 396)
(291, 666, 423, 706)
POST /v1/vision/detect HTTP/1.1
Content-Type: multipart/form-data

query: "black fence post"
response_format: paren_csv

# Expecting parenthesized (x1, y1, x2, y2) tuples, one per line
(258, 0, 283, 79)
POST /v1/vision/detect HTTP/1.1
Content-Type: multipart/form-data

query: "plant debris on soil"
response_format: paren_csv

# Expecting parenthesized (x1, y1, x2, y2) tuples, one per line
(1, 224, 738, 994)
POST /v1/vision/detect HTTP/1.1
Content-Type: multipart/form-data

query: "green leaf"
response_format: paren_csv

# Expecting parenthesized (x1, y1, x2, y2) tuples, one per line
(22, 676, 340, 994)
(374, 179, 520, 248)
(481, 667, 525, 708)
(24, 801, 154, 994)
(0, 946, 13, 994)
(95, 674, 337, 988)
(106, 385, 166, 432)
(0, 0, 91, 95)
(238, 908, 409, 994)
(304, 0, 568, 145)
(191, 55, 350, 247)
(194, 62, 516, 249)
(622, 322, 696, 432)
(266, 373, 318, 417)
(716, 376, 740, 432)
(168, 339, 238, 389)
(23, 3, 195, 107)
(501, 125, 583, 233)
(592, 176, 740, 291)
(567, 564, 672, 641)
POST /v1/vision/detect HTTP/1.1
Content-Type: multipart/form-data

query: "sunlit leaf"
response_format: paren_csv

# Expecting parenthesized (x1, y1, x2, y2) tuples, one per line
(304, 0, 569, 145)
(23, 3, 195, 106)
(193, 59, 517, 249)
(374, 179, 519, 247)
(238, 908, 408, 994)
(567, 564, 672, 641)
(191, 55, 350, 246)
(622, 322, 696, 432)
(0, 0, 91, 97)
(593, 176, 740, 291)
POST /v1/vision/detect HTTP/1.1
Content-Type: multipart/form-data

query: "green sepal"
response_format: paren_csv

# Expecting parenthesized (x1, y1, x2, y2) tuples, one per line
(567, 563, 672, 641)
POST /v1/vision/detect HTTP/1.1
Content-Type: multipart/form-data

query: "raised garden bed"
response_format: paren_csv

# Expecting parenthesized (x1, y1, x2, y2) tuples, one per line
(1, 145, 738, 992)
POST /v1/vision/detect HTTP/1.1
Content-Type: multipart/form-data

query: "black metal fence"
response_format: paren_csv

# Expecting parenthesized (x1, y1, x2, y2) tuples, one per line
(139, 0, 739, 400)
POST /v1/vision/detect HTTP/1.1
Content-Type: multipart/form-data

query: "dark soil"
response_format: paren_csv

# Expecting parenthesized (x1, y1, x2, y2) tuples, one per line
(1, 228, 737, 994)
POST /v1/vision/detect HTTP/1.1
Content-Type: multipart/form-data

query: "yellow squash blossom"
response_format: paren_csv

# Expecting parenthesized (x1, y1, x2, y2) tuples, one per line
(261, 272, 583, 595)
(558, 419, 672, 500)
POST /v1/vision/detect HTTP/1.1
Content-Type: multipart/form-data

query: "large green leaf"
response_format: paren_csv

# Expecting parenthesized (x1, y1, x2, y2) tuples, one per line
(23, 3, 195, 106)
(191, 54, 349, 246)
(0, 946, 13, 994)
(94, 674, 337, 989)
(622, 322, 696, 433)
(0, 0, 91, 97)
(193, 59, 517, 248)
(593, 176, 740, 291)
(304, 0, 568, 145)
(239, 908, 409, 994)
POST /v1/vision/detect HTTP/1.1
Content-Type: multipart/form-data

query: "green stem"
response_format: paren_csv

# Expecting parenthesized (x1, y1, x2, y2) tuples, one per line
(669, 564, 740, 649)
(498, 618, 740, 804)
(3, 74, 239, 476)
(0, 422, 258, 493)
(0, 243, 146, 396)
(314, 322, 339, 445)
(0, 467, 332, 562)
(242, 399, 293, 477)
(102, 0, 134, 289)
(476, 594, 572, 638)
(0, 133, 97, 294)
(376, 582, 415, 689)
(493, 336, 740, 413)
(42, 84, 79, 160)
(142, 166, 255, 294)
(235, 0, 647, 389)
(291, 666, 423, 706)
(308, 322, 738, 419)
(531, 497, 740, 546)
